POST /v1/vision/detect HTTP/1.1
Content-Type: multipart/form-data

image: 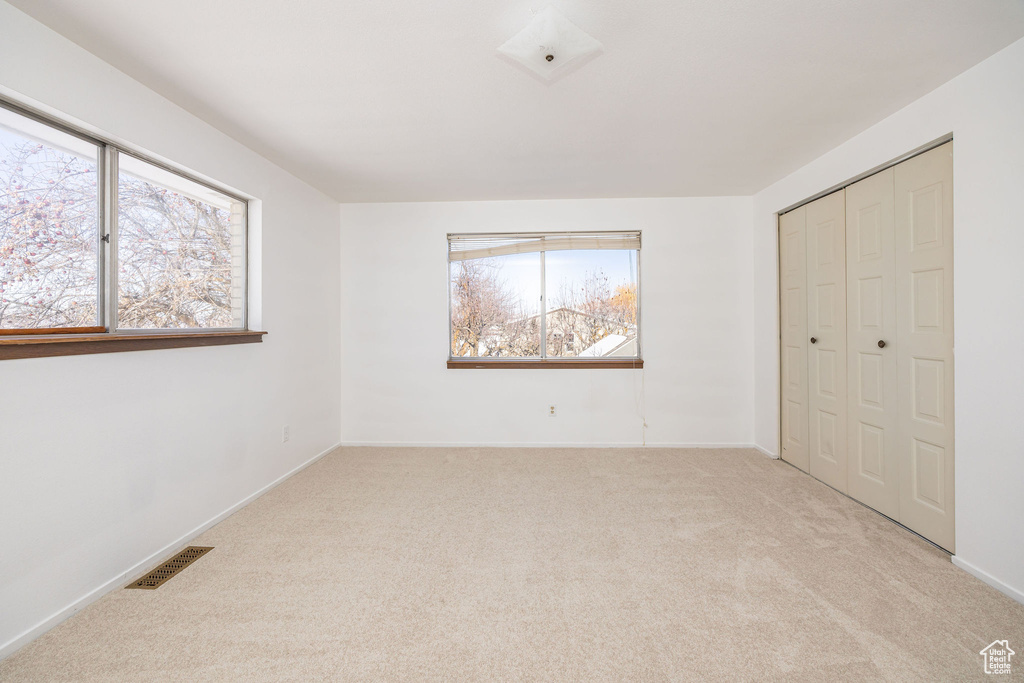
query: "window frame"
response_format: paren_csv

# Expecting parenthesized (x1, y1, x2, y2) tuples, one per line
(446, 230, 643, 369)
(0, 97, 260, 357)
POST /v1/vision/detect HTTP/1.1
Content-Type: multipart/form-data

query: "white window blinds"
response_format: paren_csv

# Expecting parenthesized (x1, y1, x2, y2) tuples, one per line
(448, 231, 641, 262)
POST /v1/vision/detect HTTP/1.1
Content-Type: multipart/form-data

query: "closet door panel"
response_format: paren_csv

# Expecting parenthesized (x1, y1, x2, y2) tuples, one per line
(846, 168, 900, 518)
(779, 207, 809, 473)
(805, 191, 848, 493)
(895, 142, 955, 551)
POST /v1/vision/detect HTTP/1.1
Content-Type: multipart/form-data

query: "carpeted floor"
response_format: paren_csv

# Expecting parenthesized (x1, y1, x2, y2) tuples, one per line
(2, 447, 1022, 681)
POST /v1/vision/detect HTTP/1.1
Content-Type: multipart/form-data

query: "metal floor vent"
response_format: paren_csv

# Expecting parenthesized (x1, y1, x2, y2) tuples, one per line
(125, 546, 213, 590)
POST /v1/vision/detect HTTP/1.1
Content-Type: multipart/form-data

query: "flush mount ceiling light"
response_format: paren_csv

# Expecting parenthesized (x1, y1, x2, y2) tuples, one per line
(497, 7, 603, 83)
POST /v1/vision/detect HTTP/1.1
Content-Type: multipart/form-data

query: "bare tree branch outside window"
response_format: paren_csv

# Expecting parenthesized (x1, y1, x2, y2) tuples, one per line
(117, 170, 236, 329)
(0, 130, 99, 329)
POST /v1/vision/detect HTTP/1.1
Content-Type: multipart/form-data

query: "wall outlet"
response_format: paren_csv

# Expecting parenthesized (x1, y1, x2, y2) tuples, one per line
(548, 405, 556, 417)
(282, 425, 290, 443)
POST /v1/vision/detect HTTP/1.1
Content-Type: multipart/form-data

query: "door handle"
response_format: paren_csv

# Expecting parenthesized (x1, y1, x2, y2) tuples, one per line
(877, 340, 886, 348)
(810, 337, 817, 344)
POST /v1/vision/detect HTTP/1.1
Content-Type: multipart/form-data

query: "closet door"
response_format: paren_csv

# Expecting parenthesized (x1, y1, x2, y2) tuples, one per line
(805, 192, 848, 492)
(895, 142, 955, 551)
(779, 206, 809, 473)
(845, 168, 900, 518)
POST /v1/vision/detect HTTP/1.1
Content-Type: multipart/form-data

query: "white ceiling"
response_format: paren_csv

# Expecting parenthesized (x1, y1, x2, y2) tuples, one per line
(9, 0, 1024, 203)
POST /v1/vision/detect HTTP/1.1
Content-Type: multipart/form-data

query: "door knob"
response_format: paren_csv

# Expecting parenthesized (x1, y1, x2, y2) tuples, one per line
(810, 337, 817, 344)
(877, 340, 886, 348)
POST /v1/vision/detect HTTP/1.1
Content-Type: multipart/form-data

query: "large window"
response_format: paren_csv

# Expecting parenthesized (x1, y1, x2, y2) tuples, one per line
(448, 232, 641, 366)
(0, 101, 247, 336)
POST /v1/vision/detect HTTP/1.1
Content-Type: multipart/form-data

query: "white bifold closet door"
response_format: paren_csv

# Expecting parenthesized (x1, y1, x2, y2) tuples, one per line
(778, 141, 954, 551)
(806, 192, 848, 492)
(894, 143, 955, 552)
(846, 167, 900, 519)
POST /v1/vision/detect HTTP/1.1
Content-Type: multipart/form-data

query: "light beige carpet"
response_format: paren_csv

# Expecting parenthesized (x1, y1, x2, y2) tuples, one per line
(2, 447, 1022, 682)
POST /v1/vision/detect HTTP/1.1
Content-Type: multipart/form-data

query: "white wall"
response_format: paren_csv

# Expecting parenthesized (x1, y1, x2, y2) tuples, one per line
(340, 197, 755, 447)
(752, 37, 1024, 602)
(0, 2, 341, 656)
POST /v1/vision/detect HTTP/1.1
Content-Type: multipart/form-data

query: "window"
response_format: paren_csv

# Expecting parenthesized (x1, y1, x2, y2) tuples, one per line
(116, 154, 245, 329)
(0, 100, 255, 357)
(0, 105, 101, 330)
(448, 232, 641, 367)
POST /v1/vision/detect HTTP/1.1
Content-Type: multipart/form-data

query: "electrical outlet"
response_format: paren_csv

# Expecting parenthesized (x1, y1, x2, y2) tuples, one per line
(282, 425, 290, 443)
(548, 405, 556, 417)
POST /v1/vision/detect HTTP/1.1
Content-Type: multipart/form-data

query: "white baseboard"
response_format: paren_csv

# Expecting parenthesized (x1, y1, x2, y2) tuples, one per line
(0, 441, 342, 662)
(753, 444, 779, 459)
(339, 441, 760, 449)
(951, 556, 1024, 606)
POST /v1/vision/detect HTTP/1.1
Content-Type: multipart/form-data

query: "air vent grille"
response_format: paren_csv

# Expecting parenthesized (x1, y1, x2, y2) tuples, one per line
(125, 546, 213, 590)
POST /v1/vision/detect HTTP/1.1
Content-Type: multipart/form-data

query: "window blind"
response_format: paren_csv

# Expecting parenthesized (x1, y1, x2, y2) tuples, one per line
(448, 231, 640, 262)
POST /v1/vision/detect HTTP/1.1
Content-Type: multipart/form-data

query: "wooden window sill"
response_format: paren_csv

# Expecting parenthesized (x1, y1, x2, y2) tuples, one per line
(0, 330, 267, 360)
(447, 358, 643, 369)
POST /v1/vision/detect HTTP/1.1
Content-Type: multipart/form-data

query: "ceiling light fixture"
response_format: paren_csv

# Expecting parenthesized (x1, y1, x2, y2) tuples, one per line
(497, 7, 603, 83)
